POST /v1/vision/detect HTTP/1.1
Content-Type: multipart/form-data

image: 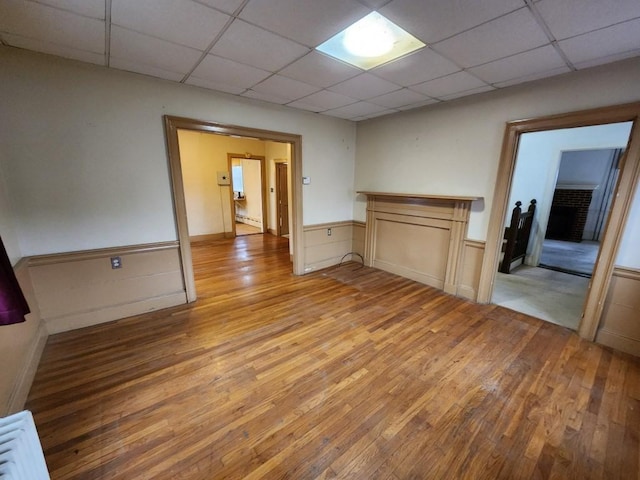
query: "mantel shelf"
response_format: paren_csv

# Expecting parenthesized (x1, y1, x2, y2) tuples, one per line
(357, 191, 482, 202)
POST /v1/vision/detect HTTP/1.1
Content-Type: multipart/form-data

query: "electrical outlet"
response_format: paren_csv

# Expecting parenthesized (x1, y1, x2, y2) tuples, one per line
(327, 228, 332, 236)
(111, 256, 122, 269)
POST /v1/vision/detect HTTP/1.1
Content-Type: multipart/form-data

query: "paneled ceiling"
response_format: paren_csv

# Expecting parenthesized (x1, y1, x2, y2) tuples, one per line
(1, 0, 639, 121)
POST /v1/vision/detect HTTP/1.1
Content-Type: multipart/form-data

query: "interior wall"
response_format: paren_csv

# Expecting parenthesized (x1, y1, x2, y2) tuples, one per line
(354, 56, 640, 243)
(178, 130, 264, 237)
(507, 123, 631, 265)
(557, 149, 618, 240)
(0, 46, 356, 257)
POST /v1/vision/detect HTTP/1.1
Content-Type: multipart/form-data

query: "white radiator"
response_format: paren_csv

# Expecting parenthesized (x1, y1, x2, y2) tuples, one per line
(0, 411, 50, 479)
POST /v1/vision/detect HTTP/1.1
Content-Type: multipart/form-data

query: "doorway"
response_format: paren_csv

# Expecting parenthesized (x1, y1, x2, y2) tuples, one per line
(228, 154, 267, 236)
(478, 102, 640, 341)
(163, 115, 304, 302)
(491, 124, 632, 330)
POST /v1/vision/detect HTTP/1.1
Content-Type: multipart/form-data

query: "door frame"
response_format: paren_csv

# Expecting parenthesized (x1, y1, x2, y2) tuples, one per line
(478, 102, 640, 340)
(163, 115, 304, 302)
(275, 161, 289, 237)
(227, 153, 267, 236)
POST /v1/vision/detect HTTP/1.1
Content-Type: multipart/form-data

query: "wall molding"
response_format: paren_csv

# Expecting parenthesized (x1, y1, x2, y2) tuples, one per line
(612, 265, 640, 280)
(28, 241, 180, 266)
(303, 220, 357, 231)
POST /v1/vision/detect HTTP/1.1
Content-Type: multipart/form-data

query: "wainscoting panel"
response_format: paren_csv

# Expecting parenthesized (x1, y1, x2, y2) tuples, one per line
(458, 240, 486, 301)
(360, 192, 480, 296)
(596, 266, 640, 356)
(28, 242, 187, 333)
(304, 221, 358, 272)
(374, 217, 450, 289)
(1, 260, 47, 415)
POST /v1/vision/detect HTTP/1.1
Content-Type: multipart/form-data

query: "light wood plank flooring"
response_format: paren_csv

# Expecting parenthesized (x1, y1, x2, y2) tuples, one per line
(27, 235, 640, 479)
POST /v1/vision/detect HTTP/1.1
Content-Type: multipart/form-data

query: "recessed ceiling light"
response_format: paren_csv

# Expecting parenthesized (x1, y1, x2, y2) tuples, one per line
(316, 12, 425, 70)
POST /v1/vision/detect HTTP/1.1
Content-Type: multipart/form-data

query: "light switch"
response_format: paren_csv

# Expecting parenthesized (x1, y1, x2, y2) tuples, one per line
(302, 177, 311, 185)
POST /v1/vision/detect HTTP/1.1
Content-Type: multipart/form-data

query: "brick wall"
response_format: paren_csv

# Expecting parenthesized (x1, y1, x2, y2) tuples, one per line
(546, 189, 593, 242)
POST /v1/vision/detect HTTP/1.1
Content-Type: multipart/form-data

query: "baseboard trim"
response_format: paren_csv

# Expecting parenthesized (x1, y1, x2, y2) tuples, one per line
(457, 285, 476, 301)
(190, 233, 228, 243)
(44, 292, 187, 334)
(596, 328, 640, 357)
(5, 322, 48, 415)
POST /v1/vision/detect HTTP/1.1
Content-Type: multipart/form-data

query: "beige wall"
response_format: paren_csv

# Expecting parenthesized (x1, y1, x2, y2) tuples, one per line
(354, 57, 640, 244)
(178, 130, 264, 236)
(0, 46, 357, 258)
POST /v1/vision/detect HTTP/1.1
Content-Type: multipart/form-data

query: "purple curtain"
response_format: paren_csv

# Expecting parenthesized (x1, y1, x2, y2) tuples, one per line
(0, 236, 29, 325)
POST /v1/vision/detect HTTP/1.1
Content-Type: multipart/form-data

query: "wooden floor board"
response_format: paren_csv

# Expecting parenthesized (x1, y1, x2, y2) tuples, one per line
(26, 234, 640, 479)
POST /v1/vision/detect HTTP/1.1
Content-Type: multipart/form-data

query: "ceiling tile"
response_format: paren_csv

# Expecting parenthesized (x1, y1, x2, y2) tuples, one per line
(323, 101, 390, 120)
(397, 98, 440, 111)
(493, 66, 572, 88)
(210, 19, 309, 72)
(0, 32, 105, 65)
(284, 100, 323, 113)
(409, 71, 488, 99)
(109, 57, 185, 81)
(241, 90, 290, 105)
(238, 0, 369, 47)
(252, 75, 321, 101)
(111, 0, 230, 50)
(380, 0, 523, 44)
(371, 48, 460, 86)
(291, 90, 357, 111)
(358, 0, 392, 8)
(558, 18, 640, 65)
(279, 51, 362, 88)
(194, 0, 246, 15)
(468, 45, 567, 84)
(438, 85, 495, 101)
(110, 26, 202, 74)
(369, 88, 434, 109)
(328, 73, 400, 100)
(535, 0, 640, 40)
(185, 76, 246, 95)
(572, 49, 640, 70)
(33, 0, 104, 18)
(322, 102, 389, 120)
(189, 54, 272, 89)
(433, 8, 549, 68)
(0, 0, 104, 54)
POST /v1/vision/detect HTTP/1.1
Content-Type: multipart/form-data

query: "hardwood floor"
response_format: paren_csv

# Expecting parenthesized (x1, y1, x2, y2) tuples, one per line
(27, 235, 640, 479)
